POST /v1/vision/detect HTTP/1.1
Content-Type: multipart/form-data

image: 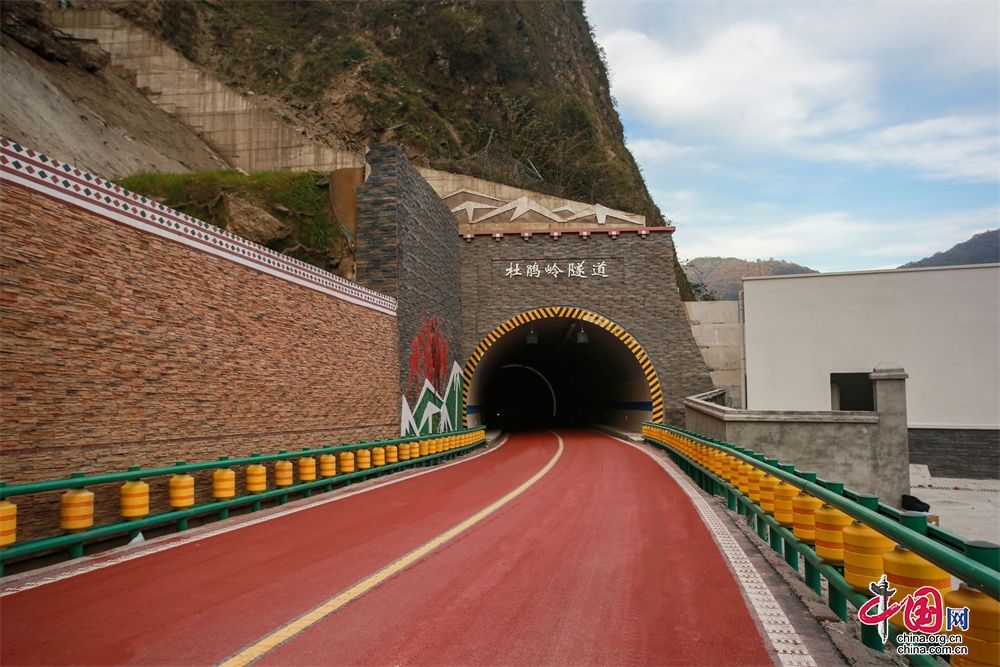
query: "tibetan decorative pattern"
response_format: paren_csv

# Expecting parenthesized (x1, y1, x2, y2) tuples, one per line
(0, 138, 396, 316)
(462, 306, 664, 424)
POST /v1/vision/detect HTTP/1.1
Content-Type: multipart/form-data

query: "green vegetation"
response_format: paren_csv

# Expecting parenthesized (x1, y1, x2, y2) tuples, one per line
(899, 229, 999, 268)
(112, 0, 693, 296)
(113, 1, 662, 219)
(115, 170, 347, 275)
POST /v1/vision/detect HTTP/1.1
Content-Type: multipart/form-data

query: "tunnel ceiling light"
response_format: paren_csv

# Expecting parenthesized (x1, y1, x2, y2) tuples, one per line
(577, 325, 588, 344)
(527, 324, 538, 345)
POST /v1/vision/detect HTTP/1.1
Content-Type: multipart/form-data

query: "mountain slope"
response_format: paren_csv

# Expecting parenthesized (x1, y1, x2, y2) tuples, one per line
(105, 0, 661, 222)
(899, 230, 999, 268)
(684, 257, 818, 300)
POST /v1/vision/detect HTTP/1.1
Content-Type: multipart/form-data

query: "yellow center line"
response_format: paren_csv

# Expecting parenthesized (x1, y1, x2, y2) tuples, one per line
(218, 431, 565, 667)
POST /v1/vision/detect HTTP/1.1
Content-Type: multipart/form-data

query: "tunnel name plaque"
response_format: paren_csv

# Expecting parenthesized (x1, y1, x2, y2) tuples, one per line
(498, 259, 619, 282)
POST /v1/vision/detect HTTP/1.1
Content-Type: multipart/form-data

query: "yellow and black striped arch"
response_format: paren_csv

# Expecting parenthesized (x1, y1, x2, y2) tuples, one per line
(462, 307, 664, 425)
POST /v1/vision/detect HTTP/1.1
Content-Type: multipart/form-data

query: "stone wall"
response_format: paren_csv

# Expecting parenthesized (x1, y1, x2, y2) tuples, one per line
(1, 144, 399, 539)
(355, 145, 462, 408)
(461, 232, 713, 426)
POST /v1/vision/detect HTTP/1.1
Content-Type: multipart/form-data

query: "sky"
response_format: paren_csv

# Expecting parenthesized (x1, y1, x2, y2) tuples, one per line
(584, 1, 999, 272)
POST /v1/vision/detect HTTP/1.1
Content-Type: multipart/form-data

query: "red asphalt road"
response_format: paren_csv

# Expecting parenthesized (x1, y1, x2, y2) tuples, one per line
(1, 431, 773, 666)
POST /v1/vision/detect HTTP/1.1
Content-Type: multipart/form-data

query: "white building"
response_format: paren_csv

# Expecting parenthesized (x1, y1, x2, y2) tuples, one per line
(740, 264, 999, 478)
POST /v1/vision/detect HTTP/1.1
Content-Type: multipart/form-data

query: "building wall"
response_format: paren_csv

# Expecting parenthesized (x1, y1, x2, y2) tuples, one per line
(743, 265, 1000, 429)
(1, 140, 399, 538)
(683, 301, 744, 408)
(356, 145, 463, 423)
(460, 232, 713, 426)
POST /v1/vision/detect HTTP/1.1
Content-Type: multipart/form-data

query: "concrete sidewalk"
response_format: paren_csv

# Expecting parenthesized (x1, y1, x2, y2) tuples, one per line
(909, 464, 999, 544)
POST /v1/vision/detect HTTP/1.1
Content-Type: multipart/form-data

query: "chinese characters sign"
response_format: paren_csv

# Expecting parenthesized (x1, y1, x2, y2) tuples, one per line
(500, 259, 614, 281)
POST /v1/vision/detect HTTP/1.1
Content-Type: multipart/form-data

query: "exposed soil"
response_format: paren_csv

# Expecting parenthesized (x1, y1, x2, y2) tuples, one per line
(1, 1, 227, 179)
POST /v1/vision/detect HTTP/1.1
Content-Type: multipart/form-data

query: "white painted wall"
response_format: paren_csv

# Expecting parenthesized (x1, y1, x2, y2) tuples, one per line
(743, 264, 1000, 429)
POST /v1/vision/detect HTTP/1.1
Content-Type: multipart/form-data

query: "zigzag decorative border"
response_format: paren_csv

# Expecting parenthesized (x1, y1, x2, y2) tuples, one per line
(0, 138, 396, 316)
(462, 306, 664, 425)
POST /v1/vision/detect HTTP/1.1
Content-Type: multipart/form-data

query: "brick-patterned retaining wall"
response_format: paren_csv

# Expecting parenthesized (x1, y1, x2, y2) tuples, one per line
(1, 140, 399, 540)
(356, 145, 462, 406)
(460, 232, 713, 426)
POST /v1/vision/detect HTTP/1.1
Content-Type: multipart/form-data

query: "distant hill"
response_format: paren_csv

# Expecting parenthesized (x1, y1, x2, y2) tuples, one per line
(684, 257, 818, 300)
(899, 230, 999, 269)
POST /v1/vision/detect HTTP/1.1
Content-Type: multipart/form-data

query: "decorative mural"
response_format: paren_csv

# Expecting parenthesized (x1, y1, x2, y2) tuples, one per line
(443, 189, 645, 229)
(401, 313, 463, 436)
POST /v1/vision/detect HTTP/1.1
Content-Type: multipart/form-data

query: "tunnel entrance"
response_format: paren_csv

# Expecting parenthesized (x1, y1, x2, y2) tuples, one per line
(465, 308, 662, 432)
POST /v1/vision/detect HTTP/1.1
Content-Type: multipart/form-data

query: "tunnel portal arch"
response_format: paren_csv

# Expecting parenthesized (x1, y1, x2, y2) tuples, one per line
(463, 307, 664, 431)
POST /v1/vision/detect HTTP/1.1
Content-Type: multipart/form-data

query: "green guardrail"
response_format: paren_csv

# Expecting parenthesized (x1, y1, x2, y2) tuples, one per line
(0, 426, 487, 576)
(643, 422, 999, 666)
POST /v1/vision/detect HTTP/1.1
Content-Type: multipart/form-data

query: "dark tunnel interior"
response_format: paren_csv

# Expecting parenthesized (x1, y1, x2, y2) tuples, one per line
(466, 317, 654, 432)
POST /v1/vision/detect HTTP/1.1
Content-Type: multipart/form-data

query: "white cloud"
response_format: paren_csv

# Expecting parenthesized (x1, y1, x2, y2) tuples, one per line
(807, 115, 999, 182)
(674, 206, 999, 272)
(588, 1, 998, 79)
(603, 24, 874, 148)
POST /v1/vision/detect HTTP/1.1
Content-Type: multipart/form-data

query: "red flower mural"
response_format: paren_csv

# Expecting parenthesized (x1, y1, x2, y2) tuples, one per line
(407, 313, 449, 401)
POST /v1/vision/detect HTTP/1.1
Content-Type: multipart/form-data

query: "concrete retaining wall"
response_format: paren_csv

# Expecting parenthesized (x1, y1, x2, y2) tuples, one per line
(685, 364, 910, 505)
(683, 301, 743, 408)
(49, 8, 362, 174)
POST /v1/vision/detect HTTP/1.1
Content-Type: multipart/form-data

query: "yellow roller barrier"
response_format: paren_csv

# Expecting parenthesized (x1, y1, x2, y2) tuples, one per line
(120, 480, 150, 520)
(372, 447, 386, 467)
(213, 468, 236, 499)
(712, 451, 726, 477)
(759, 475, 779, 514)
(945, 584, 1000, 667)
(338, 451, 355, 474)
(386, 445, 398, 464)
(298, 457, 316, 482)
(737, 461, 752, 495)
(791, 493, 824, 544)
(772, 480, 799, 527)
(884, 545, 951, 630)
(419, 440, 429, 457)
(727, 457, 741, 485)
(319, 454, 337, 478)
(748, 468, 764, 503)
(843, 521, 895, 593)
(814, 504, 852, 565)
(398, 443, 411, 461)
(0, 500, 15, 548)
(169, 474, 195, 509)
(246, 464, 267, 493)
(60, 489, 94, 532)
(356, 449, 371, 470)
(274, 461, 294, 488)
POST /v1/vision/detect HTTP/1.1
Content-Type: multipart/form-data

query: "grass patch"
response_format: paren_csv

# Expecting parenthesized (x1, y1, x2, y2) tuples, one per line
(115, 170, 345, 274)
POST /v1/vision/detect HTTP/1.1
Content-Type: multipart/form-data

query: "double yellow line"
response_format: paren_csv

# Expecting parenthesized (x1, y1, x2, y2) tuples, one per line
(219, 432, 565, 667)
